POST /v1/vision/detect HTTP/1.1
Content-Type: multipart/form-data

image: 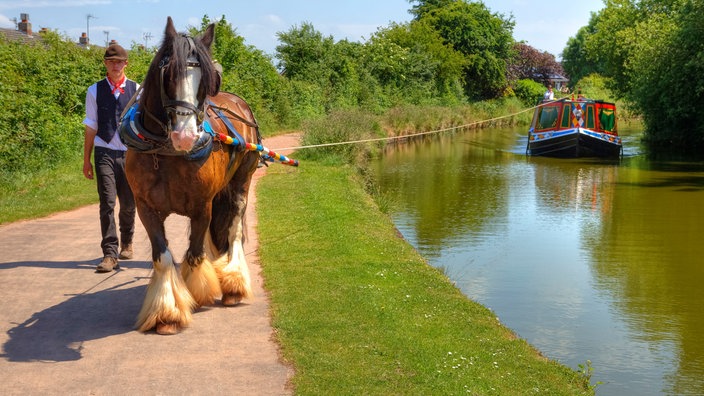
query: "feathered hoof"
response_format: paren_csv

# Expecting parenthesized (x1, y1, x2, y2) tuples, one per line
(222, 293, 244, 306)
(156, 322, 181, 335)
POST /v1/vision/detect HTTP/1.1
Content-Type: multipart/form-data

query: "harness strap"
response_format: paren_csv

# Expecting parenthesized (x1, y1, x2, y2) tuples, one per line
(206, 100, 259, 129)
(205, 100, 247, 152)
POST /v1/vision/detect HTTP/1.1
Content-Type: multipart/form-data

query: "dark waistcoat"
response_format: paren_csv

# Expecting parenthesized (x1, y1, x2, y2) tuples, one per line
(96, 78, 137, 143)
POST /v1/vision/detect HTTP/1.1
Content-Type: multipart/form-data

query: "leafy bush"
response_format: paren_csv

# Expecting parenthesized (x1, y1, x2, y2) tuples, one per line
(0, 31, 104, 179)
(572, 74, 636, 121)
(513, 79, 546, 105)
(299, 109, 384, 165)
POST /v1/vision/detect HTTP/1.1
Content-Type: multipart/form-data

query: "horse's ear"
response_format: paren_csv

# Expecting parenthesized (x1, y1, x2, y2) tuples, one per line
(200, 23, 215, 50)
(165, 16, 177, 39)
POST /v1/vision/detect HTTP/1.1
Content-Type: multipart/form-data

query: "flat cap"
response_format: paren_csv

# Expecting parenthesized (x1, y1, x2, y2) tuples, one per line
(104, 44, 128, 61)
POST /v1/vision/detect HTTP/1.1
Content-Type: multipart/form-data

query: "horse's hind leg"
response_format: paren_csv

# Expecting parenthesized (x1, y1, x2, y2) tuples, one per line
(208, 160, 257, 306)
(135, 205, 196, 335)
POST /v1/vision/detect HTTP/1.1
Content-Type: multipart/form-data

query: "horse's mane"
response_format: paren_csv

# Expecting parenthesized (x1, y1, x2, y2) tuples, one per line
(141, 27, 219, 106)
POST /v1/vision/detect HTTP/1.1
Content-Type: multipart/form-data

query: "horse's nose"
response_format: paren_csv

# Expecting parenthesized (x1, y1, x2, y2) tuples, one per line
(171, 122, 200, 152)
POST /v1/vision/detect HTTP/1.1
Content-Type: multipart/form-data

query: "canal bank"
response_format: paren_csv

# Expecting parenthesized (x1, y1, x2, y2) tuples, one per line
(257, 160, 592, 394)
(371, 124, 704, 396)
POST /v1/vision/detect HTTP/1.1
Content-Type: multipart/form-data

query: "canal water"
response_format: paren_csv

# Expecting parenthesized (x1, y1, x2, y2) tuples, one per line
(370, 125, 704, 395)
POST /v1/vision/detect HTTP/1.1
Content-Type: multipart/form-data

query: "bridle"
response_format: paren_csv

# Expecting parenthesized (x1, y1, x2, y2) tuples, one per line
(143, 35, 206, 136)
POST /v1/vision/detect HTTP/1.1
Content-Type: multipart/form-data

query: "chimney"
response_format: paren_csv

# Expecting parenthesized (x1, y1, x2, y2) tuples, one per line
(18, 13, 32, 37)
(79, 32, 89, 45)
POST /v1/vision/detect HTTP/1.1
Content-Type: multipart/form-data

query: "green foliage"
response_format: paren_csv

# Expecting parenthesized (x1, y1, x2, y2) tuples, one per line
(0, 31, 103, 176)
(569, 74, 636, 121)
(577, 360, 602, 391)
(561, 20, 603, 86)
(194, 15, 293, 131)
(0, 156, 96, 224)
(572, 74, 614, 102)
(125, 45, 155, 83)
(299, 109, 384, 164)
(513, 79, 547, 105)
(562, 0, 704, 153)
(626, 1, 704, 151)
(368, 20, 467, 106)
(277, 24, 357, 114)
(412, 0, 515, 99)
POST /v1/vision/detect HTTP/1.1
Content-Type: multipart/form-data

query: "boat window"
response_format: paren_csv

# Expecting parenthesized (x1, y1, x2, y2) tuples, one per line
(561, 105, 571, 128)
(599, 107, 616, 132)
(537, 106, 559, 130)
(586, 105, 595, 129)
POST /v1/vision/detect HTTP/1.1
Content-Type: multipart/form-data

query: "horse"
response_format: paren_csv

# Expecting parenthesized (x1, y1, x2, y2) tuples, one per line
(123, 17, 261, 334)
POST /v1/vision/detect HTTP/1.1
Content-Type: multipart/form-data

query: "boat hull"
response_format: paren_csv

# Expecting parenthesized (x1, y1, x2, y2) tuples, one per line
(528, 128, 622, 158)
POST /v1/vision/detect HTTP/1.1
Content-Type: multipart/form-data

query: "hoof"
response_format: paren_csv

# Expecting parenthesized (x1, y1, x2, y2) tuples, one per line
(222, 293, 243, 306)
(156, 323, 181, 335)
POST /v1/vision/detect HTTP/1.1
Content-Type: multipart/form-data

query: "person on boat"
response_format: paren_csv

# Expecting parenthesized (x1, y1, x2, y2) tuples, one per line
(543, 84, 555, 101)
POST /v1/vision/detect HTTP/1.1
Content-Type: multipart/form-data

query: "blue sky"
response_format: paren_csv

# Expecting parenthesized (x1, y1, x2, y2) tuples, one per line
(0, 0, 604, 57)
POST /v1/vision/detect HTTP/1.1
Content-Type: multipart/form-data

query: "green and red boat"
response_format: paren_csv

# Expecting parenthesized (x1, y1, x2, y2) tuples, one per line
(527, 98, 622, 158)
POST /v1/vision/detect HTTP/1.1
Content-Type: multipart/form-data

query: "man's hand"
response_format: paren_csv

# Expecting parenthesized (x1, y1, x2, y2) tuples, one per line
(83, 161, 94, 180)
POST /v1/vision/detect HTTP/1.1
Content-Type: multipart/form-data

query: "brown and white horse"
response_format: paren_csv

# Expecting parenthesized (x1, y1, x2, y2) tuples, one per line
(124, 17, 260, 334)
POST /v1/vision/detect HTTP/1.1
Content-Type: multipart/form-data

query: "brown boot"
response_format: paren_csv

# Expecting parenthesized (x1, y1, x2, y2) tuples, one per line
(119, 243, 133, 260)
(96, 256, 119, 273)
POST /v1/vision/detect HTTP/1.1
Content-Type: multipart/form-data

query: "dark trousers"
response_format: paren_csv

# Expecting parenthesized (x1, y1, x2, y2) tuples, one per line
(94, 147, 135, 258)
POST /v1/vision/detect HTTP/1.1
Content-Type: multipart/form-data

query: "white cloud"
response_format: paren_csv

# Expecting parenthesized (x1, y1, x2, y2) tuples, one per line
(264, 14, 283, 25)
(0, 14, 15, 28)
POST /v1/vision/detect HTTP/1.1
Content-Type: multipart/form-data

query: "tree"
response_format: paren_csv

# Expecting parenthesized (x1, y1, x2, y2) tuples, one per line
(508, 42, 564, 85)
(564, 0, 704, 153)
(408, 0, 455, 18)
(409, 0, 515, 99)
(193, 15, 290, 129)
(561, 21, 604, 86)
(276, 23, 366, 113)
(627, 0, 704, 151)
(276, 22, 335, 79)
(367, 20, 466, 105)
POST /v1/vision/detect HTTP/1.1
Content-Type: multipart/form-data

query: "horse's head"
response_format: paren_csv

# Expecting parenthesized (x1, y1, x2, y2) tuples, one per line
(140, 17, 221, 152)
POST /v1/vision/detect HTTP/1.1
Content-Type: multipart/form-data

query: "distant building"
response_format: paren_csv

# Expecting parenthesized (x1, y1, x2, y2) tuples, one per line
(1, 13, 102, 49)
(532, 72, 569, 92)
(0, 13, 42, 44)
(546, 73, 569, 92)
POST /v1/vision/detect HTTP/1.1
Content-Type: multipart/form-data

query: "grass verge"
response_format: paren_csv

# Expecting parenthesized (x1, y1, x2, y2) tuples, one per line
(0, 156, 96, 224)
(257, 160, 592, 395)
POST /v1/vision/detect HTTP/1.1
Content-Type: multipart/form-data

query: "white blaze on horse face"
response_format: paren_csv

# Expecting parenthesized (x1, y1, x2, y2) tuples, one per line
(170, 61, 202, 152)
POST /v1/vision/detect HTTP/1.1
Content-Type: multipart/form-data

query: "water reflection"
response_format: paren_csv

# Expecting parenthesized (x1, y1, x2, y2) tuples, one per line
(372, 127, 704, 395)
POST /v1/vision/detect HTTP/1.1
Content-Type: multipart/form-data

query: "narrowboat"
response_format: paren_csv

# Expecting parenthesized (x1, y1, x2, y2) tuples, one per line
(527, 98, 622, 158)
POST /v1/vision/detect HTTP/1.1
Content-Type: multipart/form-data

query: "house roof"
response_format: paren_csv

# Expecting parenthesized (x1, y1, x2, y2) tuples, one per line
(0, 27, 42, 44)
(547, 73, 569, 82)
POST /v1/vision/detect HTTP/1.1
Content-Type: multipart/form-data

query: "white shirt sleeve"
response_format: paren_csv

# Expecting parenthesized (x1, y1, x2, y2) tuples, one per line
(82, 83, 99, 131)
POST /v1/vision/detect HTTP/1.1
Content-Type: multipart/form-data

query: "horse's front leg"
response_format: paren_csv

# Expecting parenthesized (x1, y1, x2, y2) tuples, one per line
(135, 203, 195, 335)
(180, 205, 222, 307)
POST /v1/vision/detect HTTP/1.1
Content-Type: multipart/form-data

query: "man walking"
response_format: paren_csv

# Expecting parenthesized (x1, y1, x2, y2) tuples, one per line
(82, 43, 138, 272)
